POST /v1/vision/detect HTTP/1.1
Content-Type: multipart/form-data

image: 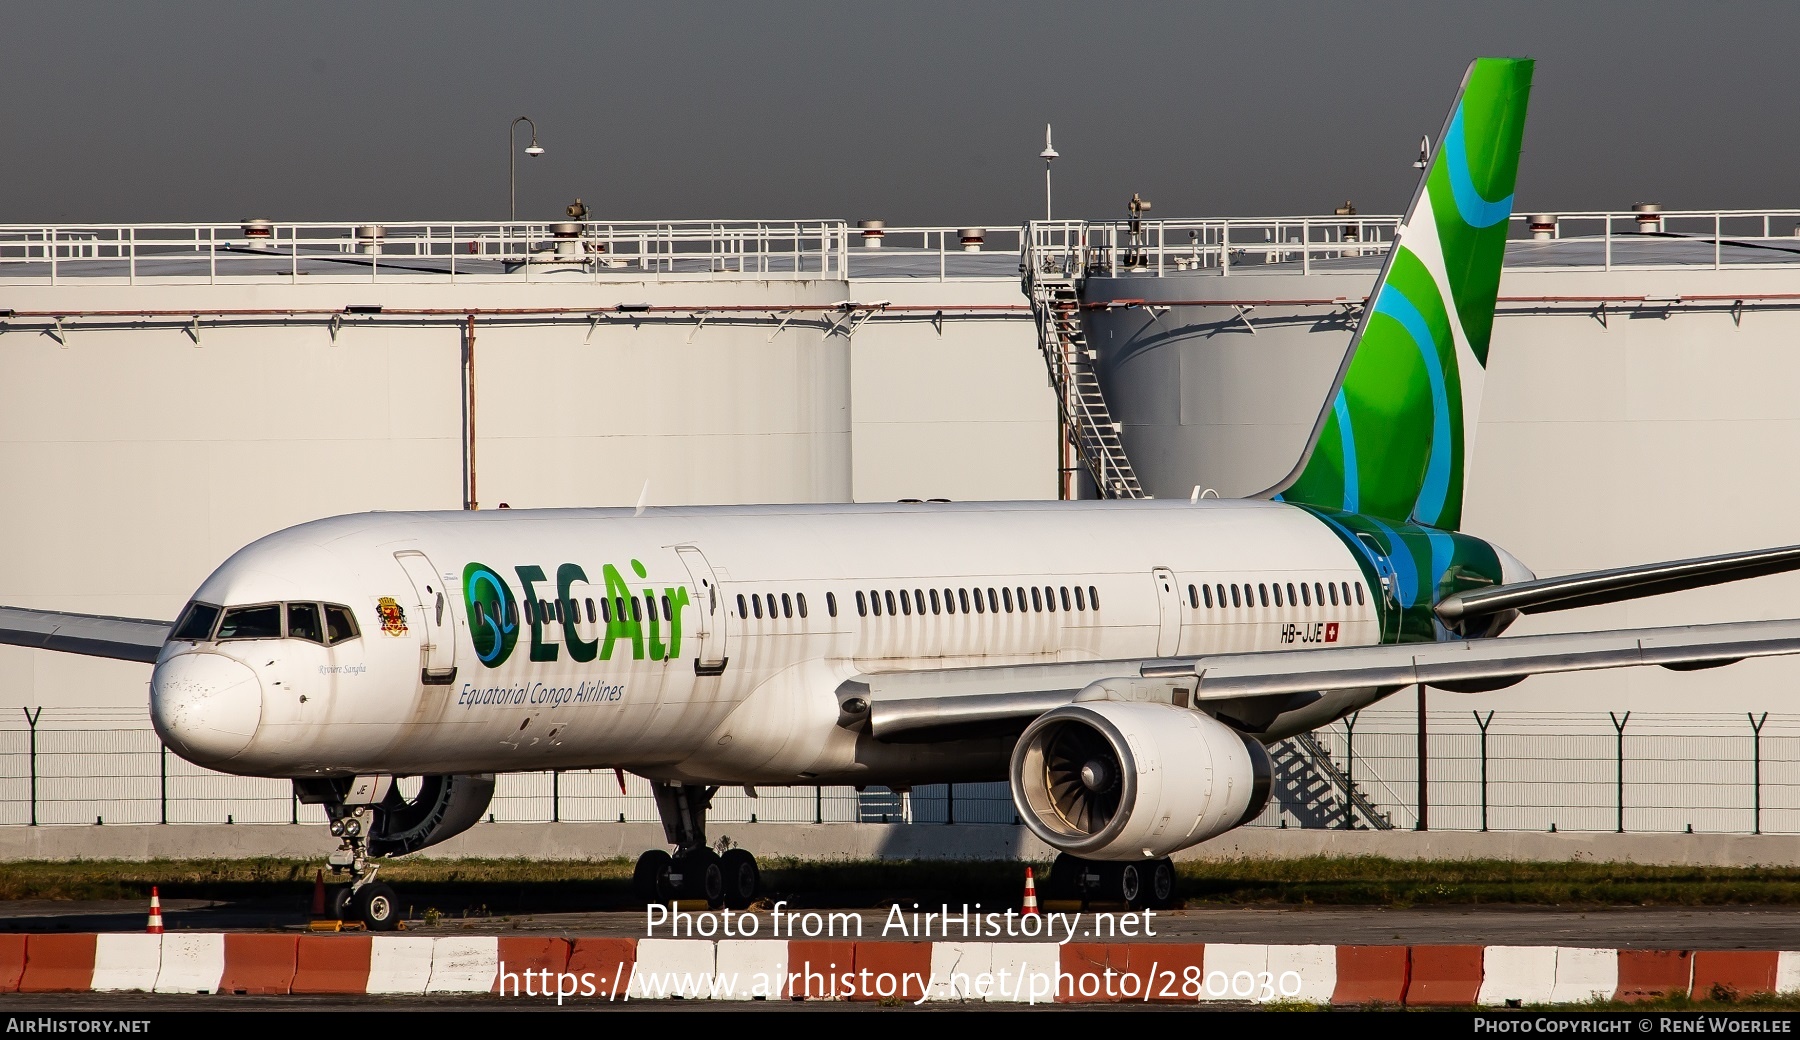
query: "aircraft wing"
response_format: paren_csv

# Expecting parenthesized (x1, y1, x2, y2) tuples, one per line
(0, 605, 171, 663)
(856, 617, 1800, 740)
(1437, 543, 1800, 622)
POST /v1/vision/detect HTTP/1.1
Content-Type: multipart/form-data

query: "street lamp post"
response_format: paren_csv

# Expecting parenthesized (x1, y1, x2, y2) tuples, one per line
(510, 116, 545, 222)
(1040, 124, 1058, 222)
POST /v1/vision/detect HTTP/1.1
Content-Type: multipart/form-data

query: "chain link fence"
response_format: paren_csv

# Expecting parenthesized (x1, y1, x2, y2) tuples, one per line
(4, 707, 1797, 835)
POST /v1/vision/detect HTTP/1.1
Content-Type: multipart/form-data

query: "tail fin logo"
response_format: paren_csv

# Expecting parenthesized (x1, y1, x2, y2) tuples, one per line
(1273, 58, 1533, 532)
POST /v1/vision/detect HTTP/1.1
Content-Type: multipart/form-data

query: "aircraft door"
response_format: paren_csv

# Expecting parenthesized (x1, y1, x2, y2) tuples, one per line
(393, 550, 458, 685)
(1152, 567, 1182, 657)
(675, 545, 729, 676)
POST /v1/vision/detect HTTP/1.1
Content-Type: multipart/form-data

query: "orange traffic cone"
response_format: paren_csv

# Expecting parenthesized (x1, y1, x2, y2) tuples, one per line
(1022, 867, 1040, 916)
(310, 870, 326, 918)
(146, 886, 164, 934)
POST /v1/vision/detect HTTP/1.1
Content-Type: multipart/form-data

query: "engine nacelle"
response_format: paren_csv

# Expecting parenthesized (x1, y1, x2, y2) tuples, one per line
(367, 773, 496, 857)
(1010, 702, 1271, 861)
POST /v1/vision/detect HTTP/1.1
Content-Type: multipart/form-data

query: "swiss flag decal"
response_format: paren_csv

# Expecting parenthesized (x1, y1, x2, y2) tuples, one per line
(1325, 622, 1339, 643)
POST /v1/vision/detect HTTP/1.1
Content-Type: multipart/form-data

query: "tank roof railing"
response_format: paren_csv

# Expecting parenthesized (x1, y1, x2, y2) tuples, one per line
(1030, 208, 1800, 279)
(0, 219, 856, 286)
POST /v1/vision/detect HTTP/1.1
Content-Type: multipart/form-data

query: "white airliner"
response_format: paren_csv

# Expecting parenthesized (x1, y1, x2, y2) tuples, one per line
(7, 58, 1800, 929)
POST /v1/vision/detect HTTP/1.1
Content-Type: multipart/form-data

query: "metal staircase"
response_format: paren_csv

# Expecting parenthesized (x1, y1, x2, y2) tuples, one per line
(1024, 224, 1146, 500)
(1270, 732, 1395, 830)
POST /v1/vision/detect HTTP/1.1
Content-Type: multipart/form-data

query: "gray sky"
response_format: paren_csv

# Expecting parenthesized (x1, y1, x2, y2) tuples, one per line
(2, 1, 1790, 224)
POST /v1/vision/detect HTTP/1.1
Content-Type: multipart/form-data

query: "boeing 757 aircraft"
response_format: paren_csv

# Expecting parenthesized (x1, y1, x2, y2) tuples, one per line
(8, 58, 1800, 929)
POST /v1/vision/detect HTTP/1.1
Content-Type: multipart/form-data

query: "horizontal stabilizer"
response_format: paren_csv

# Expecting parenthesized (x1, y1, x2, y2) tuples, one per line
(1436, 543, 1800, 621)
(0, 606, 171, 663)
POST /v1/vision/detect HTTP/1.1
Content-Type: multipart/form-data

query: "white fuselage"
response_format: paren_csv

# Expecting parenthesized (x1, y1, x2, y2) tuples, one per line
(149, 499, 1380, 786)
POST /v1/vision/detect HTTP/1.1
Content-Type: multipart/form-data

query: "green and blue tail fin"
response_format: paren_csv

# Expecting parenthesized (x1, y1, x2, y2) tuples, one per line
(1270, 57, 1533, 531)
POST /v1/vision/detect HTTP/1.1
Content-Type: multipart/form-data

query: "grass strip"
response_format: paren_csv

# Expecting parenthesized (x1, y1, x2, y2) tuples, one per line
(0, 855, 1797, 908)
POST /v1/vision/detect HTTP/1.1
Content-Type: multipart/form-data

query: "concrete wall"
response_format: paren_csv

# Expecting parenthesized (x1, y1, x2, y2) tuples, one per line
(5, 821, 1797, 867)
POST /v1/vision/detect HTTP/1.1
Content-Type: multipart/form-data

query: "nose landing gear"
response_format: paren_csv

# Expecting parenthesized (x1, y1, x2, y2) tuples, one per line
(322, 803, 401, 931)
(631, 781, 763, 909)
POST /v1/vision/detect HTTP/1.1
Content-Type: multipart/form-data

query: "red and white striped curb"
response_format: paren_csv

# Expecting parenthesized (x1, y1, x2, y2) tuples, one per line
(0, 935, 1795, 1003)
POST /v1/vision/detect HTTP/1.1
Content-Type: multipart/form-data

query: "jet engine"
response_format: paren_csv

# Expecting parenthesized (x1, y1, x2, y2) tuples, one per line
(1010, 702, 1271, 861)
(367, 773, 496, 857)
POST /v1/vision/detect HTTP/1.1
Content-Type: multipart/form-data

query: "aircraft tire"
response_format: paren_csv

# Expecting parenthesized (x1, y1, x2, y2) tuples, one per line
(633, 849, 673, 903)
(1045, 854, 1082, 900)
(721, 849, 759, 909)
(1117, 862, 1145, 910)
(1149, 858, 1177, 909)
(330, 885, 355, 921)
(356, 882, 400, 931)
(680, 849, 726, 909)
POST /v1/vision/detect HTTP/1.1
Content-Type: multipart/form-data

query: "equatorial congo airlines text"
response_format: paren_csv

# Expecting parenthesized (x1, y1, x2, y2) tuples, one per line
(647, 902, 1158, 943)
(457, 680, 626, 708)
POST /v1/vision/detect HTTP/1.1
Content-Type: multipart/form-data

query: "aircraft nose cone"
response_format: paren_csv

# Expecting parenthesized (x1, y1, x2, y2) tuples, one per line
(151, 653, 264, 766)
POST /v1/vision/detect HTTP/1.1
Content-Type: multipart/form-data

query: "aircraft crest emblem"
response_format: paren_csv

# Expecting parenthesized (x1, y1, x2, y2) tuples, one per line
(376, 597, 409, 637)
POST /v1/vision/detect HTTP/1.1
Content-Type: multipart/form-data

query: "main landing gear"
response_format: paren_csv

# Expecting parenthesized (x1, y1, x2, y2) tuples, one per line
(1045, 853, 1179, 911)
(321, 802, 401, 931)
(632, 782, 763, 910)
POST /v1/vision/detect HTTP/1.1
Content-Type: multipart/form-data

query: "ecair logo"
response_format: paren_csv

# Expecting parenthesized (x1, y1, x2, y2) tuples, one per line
(1279, 622, 1338, 645)
(464, 560, 688, 669)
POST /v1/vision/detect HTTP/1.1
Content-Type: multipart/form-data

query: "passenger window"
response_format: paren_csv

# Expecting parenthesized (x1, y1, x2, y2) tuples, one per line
(752, 595, 763, 620)
(884, 591, 896, 616)
(854, 591, 865, 617)
(1230, 585, 1242, 608)
(765, 593, 776, 619)
(1031, 587, 1042, 612)
(915, 589, 927, 614)
(781, 593, 792, 619)
(1202, 584, 1213, 608)
(1188, 584, 1198, 609)
(1016, 587, 1027, 611)
(1329, 582, 1339, 606)
(1273, 584, 1284, 607)
(1354, 582, 1365, 606)
(736, 594, 747, 619)
(324, 604, 360, 644)
(1074, 585, 1085, 611)
(629, 597, 641, 622)
(172, 602, 221, 641)
(797, 593, 808, 619)
(287, 602, 325, 644)
(662, 595, 672, 621)
(1002, 587, 1014, 612)
(987, 588, 999, 612)
(1089, 585, 1100, 610)
(1259, 584, 1269, 608)
(1299, 583, 1309, 607)
(900, 591, 912, 616)
(1060, 587, 1071, 611)
(959, 588, 971, 613)
(930, 589, 941, 615)
(600, 598, 612, 622)
(1216, 584, 1226, 608)
(584, 598, 595, 623)
(217, 604, 282, 641)
(1313, 582, 1324, 607)
(827, 591, 838, 618)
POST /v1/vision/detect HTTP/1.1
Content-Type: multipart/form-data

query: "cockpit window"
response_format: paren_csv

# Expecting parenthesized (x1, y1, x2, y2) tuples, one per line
(171, 602, 221, 641)
(215, 604, 281, 641)
(324, 604, 360, 644)
(287, 602, 325, 644)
